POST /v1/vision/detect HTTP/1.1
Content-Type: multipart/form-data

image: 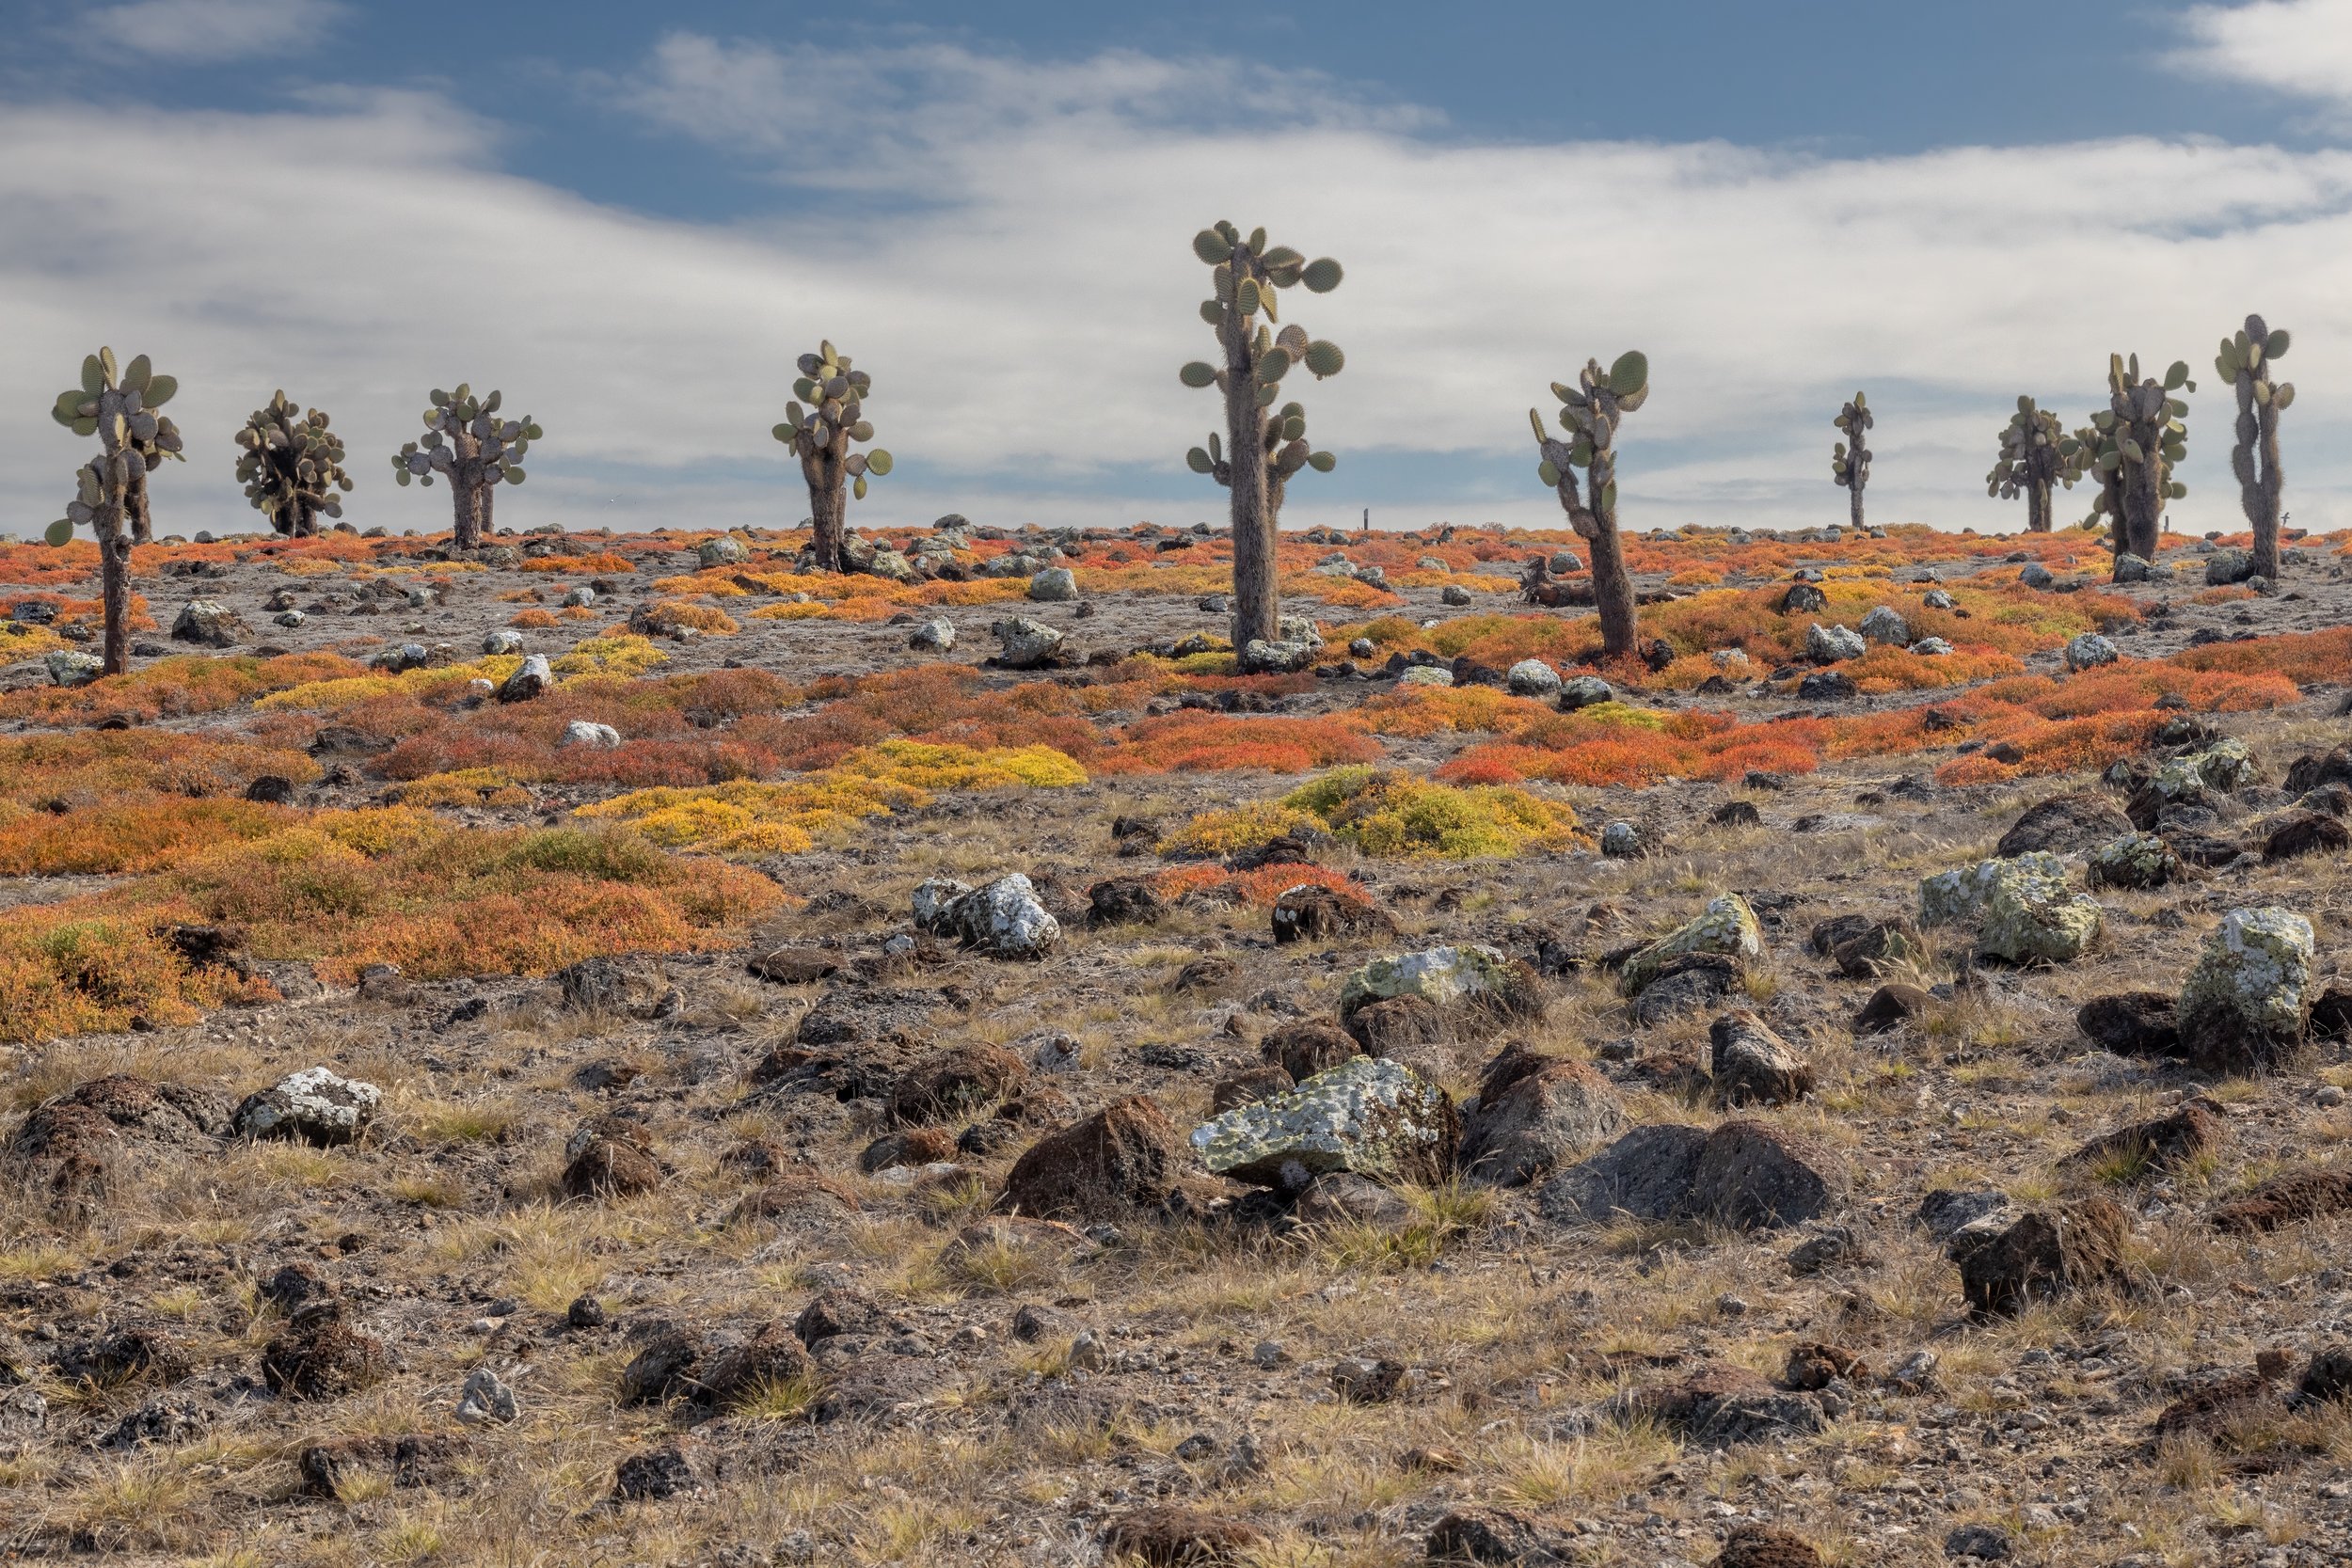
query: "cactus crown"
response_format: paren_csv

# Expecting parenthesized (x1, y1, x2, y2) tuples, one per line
(46, 348, 184, 546)
(2082, 354, 2193, 505)
(1831, 391, 1872, 489)
(1986, 396, 2086, 500)
(1180, 221, 1343, 489)
(771, 341, 892, 499)
(237, 391, 353, 533)
(2217, 312, 2294, 409)
(393, 385, 540, 490)
(1526, 352, 1648, 508)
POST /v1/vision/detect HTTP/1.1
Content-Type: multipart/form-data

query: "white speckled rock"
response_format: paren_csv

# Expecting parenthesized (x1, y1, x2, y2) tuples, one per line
(232, 1067, 381, 1147)
(697, 535, 750, 567)
(1918, 850, 2068, 927)
(992, 616, 1065, 670)
(2064, 633, 2119, 672)
(498, 654, 551, 703)
(559, 720, 623, 751)
(482, 628, 525, 656)
(1505, 658, 1562, 696)
(1977, 859, 2102, 965)
(1340, 943, 1516, 1018)
(2087, 832, 2182, 890)
(1909, 637, 1954, 657)
(1027, 566, 1078, 602)
(1190, 1056, 1458, 1190)
(1619, 895, 1763, 996)
(909, 619, 955, 653)
(44, 650, 103, 687)
(1398, 665, 1454, 688)
(560, 585, 596, 608)
(1599, 821, 1644, 859)
(1859, 606, 1910, 644)
(1805, 623, 1866, 662)
(914, 874, 1059, 960)
(2153, 738, 2256, 800)
(2178, 906, 2314, 1073)
(1923, 587, 1957, 610)
(1559, 674, 1615, 709)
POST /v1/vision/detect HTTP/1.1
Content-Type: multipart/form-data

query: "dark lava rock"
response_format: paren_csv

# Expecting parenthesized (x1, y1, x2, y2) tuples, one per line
(998, 1096, 1185, 1221)
(1995, 791, 2134, 857)
(1947, 1198, 2129, 1318)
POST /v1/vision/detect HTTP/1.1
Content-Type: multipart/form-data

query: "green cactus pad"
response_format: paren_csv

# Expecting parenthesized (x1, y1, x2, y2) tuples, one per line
(866, 449, 893, 476)
(1234, 277, 1262, 316)
(1308, 451, 1335, 473)
(1187, 447, 1214, 473)
(44, 519, 72, 546)
(1199, 300, 1224, 325)
(2265, 328, 2290, 358)
(1301, 257, 1343, 293)
(1608, 351, 1648, 395)
(853, 474, 868, 500)
(1303, 341, 1343, 378)
(1180, 361, 1217, 388)
(1537, 459, 1560, 487)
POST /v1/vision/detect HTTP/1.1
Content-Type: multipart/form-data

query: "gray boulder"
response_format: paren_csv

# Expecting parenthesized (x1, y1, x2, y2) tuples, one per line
(1558, 674, 1615, 710)
(172, 599, 246, 647)
(1459, 1055, 1628, 1187)
(1504, 658, 1562, 697)
(991, 617, 1066, 671)
(914, 874, 1060, 960)
(559, 720, 622, 751)
(232, 1068, 381, 1147)
(1858, 606, 1909, 644)
(1190, 1057, 1457, 1190)
(1618, 895, 1762, 995)
(2177, 906, 2314, 1074)
(1708, 1011, 1813, 1106)
(2064, 633, 2119, 672)
(1027, 567, 1078, 602)
(1537, 1118, 1840, 1232)
(1977, 857, 2103, 964)
(1805, 622, 1866, 662)
(498, 654, 552, 703)
(44, 650, 103, 687)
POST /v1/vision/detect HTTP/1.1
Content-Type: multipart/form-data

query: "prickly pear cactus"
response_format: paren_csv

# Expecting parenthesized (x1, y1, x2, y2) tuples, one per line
(1528, 350, 1648, 656)
(236, 391, 353, 537)
(2081, 354, 2193, 576)
(391, 384, 540, 550)
(2218, 314, 2293, 580)
(1831, 392, 1872, 531)
(1180, 221, 1344, 652)
(45, 348, 185, 673)
(771, 341, 891, 573)
(1985, 396, 2085, 533)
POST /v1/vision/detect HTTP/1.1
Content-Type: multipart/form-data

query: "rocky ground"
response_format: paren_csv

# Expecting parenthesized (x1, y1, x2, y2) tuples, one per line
(0, 517, 2349, 1568)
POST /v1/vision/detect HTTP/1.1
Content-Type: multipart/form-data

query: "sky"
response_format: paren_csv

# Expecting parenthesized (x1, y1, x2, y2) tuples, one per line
(6, 0, 2352, 540)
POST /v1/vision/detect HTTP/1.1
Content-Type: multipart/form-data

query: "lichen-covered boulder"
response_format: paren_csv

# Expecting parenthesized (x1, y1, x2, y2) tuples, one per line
(1339, 943, 1527, 1022)
(1189, 1057, 1457, 1191)
(497, 654, 552, 703)
(1977, 858, 2102, 965)
(913, 874, 1060, 960)
(2088, 832, 2183, 890)
(1618, 895, 1762, 996)
(2177, 907, 2314, 1074)
(909, 618, 955, 653)
(2205, 546, 2256, 586)
(1908, 636, 1954, 657)
(231, 1068, 381, 1147)
(2064, 633, 2119, 672)
(697, 535, 750, 567)
(1504, 658, 1562, 697)
(2153, 738, 2257, 801)
(1922, 586, 1957, 610)
(1027, 566, 1078, 602)
(991, 616, 1066, 670)
(1804, 623, 1865, 662)
(1918, 850, 2067, 927)
(1599, 821, 1644, 859)
(1558, 674, 1614, 710)
(44, 650, 103, 687)
(1398, 664, 1454, 688)
(171, 599, 246, 647)
(559, 720, 622, 751)
(482, 628, 524, 656)
(1858, 606, 1909, 644)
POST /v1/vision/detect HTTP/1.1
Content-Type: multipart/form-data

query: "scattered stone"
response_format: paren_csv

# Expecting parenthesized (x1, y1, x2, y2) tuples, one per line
(1599, 821, 1645, 858)
(1460, 1053, 1629, 1187)
(498, 654, 552, 702)
(1340, 943, 1538, 1024)
(1715, 1524, 1825, 1568)
(2075, 991, 2180, 1056)
(559, 719, 622, 750)
(262, 1308, 389, 1400)
(5, 1075, 225, 1213)
(1191, 1057, 1458, 1191)
(1804, 622, 1865, 662)
(44, 649, 103, 687)
(1212, 1066, 1295, 1113)
(909, 617, 955, 652)
(1708, 1011, 1813, 1107)
(1976, 857, 2102, 965)
(1858, 606, 1909, 644)
(299, 1433, 466, 1496)
(1261, 1020, 1365, 1083)
(231, 1067, 381, 1147)
(2063, 632, 2118, 672)
(888, 1043, 1026, 1126)
(1271, 882, 1395, 944)
(912, 873, 1061, 959)
(2262, 810, 2350, 863)
(561, 1118, 661, 1199)
(2058, 1098, 2223, 1178)
(2210, 1166, 2352, 1233)
(1944, 1524, 2013, 1561)
(1538, 1119, 1841, 1231)
(2176, 906, 2313, 1074)
(1027, 566, 1078, 601)
(1099, 1506, 1263, 1566)
(1088, 877, 1165, 927)
(454, 1367, 518, 1424)
(2204, 547, 2256, 586)
(2087, 832, 2183, 889)
(1607, 1362, 1826, 1446)
(1996, 792, 2133, 857)
(992, 616, 1067, 670)
(171, 599, 246, 647)
(1829, 917, 1924, 978)
(612, 1438, 704, 1502)
(1504, 658, 1563, 696)
(1947, 1198, 2128, 1318)
(1557, 674, 1614, 710)
(999, 1096, 1185, 1220)
(1779, 582, 1828, 614)
(555, 955, 681, 1020)
(1617, 895, 1762, 996)
(1854, 982, 1931, 1035)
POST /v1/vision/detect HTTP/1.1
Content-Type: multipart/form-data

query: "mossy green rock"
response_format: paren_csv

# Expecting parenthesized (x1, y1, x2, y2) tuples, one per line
(2178, 906, 2313, 1073)
(1978, 860, 2102, 964)
(1919, 850, 2067, 927)
(2153, 738, 2255, 801)
(2088, 832, 2181, 890)
(1340, 944, 1513, 1019)
(1620, 895, 1762, 996)
(1189, 1056, 1458, 1189)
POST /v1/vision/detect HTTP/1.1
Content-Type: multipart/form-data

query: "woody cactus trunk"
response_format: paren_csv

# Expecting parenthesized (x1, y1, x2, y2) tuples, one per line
(391, 386, 539, 549)
(1831, 392, 1872, 530)
(2218, 314, 2293, 580)
(1986, 397, 2086, 533)
(1180, 221, 1343, 652)
(2083, 354, 2193, 578)
(46, 348, 184, 673)
(1529, 352, 1648, 658)
(772, 342, 891, 572)
(236, 391, 352, 537)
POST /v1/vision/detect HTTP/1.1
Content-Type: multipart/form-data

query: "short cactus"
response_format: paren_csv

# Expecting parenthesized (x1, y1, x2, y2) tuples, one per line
(1985, 396, 2087, 533)
(1180, 220, 1344, 650)
(1528, 352, 1648, 657)
(45, 348, 184, 673)
(236, 391, 352, 537)
(2081, 353, 2192, 577)
(2218, 314, 2293, 580)
(391, 385, 539, 550)
(771, 341, 891, 573)
(1830, 391, 1872, 530)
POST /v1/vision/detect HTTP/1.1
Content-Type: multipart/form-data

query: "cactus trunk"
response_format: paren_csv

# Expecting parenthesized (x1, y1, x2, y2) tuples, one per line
(1587, 504, 1638, 658)
(806, 454, 847, 573)
(2247, 399, 2282, 579)
(99, 524, 132, 676)
(1222, 258, 1277, 649)
(2120, 459, 2164, 565)
(2026, 481, 2050, 533)
(128, 467, 152, 545)
(1847, 478, 1864, 532)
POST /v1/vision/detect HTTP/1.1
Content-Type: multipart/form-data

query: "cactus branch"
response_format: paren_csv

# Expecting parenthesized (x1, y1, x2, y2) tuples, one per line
(2220, 313, 2290, 579)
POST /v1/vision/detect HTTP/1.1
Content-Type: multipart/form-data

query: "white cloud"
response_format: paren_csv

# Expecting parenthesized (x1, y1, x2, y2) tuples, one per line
(2175, 0, 2352, 109)
(82, 0, 348, 63)
(7, 38, 2352, 545)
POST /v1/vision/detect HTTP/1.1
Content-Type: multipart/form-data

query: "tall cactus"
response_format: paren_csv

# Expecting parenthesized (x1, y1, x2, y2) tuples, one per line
(391, 385, 538, 550)
(46, 349, 184, 673)
(771, 341, 891, 573)
(236, 391, 352, 537)
(2218, 314, 2294, 580)
(1985, 396, 2086, 533)
(1528, 352, 1648, 658)
(1179, 220, 1343, 651)
(1830, 392, 1872, 531)
(2081, 353, 2192, 577)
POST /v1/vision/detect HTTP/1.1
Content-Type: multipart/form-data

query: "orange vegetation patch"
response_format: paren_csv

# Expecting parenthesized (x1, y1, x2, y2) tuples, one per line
(0, 652, 365, 729)
(510, 608, 562, 628)
(0, 730, 320, 876)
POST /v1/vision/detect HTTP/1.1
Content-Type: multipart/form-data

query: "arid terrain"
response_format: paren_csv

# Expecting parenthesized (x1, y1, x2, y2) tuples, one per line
(0, 515, 2349, 1568)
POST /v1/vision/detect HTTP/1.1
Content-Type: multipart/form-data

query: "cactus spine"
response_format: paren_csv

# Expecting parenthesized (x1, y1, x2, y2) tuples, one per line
(391, 385, 539, 549)
(1529, 351, 1648, 658)
(771, 342, 891, 572)
(2082, 354, 2192, 577)
(1985, 396, 2085, 533)
(2219, 314, 2293, 580)
(1830, 391, 1872, 531)
(1180, 221, 1344, 651)
(236, 391, 352, 537)
(45, 348, 184, 673)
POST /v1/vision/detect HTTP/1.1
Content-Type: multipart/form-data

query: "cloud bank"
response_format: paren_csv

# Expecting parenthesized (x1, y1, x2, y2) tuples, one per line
(6, 13, 2352, 541)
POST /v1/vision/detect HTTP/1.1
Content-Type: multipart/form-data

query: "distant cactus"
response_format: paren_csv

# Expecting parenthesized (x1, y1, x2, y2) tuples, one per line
(771, 341, 891, 573)
(1180, 220, 1343, 651)
(1985, 396, 2086, 533)
(1528, 352, 1648, 657)
(2218, 314, 2293, 580)
(236, 391, 352, 537)
(391, 385, 538, 550)
(1830, 392, 1872, 530)
(46, 348, 184, 673)
(2081, 354, 2192, 578)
